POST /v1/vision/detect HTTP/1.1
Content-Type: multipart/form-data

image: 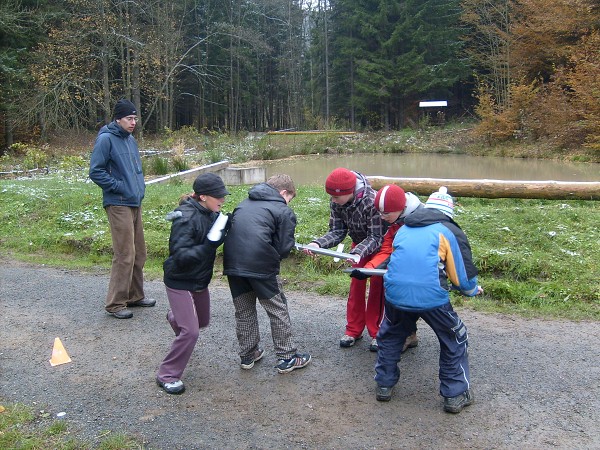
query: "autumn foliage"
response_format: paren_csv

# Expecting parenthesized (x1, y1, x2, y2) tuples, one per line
(466, 0, 599, 154)
(1, 0, 598, 157)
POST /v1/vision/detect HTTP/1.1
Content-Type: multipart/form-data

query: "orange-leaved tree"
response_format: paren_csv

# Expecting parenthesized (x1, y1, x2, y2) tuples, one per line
(464, 0, 599, 152)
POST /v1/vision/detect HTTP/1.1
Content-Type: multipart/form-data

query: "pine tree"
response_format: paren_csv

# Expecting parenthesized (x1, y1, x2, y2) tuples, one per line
(329, 0, 469, 129)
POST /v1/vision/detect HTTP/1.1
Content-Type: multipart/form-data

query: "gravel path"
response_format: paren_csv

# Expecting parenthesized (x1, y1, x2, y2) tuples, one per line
(1, 261, 599, 449)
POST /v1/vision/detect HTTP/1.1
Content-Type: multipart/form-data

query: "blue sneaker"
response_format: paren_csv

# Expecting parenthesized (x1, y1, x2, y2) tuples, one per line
(276, 353, 311, 374)
(240, 347, 265, 370)
(443, 389, 474, 413)
(376, 385, 393, 402)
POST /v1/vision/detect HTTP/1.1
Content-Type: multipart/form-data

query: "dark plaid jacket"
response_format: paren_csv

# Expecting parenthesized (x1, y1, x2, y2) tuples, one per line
(311, 171, 383, 258)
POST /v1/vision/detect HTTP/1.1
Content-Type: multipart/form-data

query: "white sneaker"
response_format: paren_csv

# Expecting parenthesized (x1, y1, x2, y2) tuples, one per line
(156, 378, 185, 395)
(369, 338, 378, 352)
(340, 334, 362, 348)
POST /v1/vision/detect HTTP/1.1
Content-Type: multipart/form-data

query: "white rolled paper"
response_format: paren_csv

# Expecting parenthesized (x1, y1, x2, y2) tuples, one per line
(207, 212, 229, 241)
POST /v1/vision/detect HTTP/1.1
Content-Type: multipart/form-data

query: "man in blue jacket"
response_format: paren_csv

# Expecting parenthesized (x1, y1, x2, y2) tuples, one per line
(374, 187, 483, 413)
(89, 99, 155, 319)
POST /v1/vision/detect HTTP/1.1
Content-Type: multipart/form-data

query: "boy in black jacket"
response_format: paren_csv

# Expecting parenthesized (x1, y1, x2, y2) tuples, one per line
(223, 174, 311, 374)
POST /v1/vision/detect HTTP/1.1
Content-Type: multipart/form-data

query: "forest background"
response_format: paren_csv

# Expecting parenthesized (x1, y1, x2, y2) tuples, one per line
(0, 0, 599, 161)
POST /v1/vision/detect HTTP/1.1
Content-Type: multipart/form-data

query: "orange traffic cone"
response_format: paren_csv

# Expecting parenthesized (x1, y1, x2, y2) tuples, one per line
(49, 337, 72, 366)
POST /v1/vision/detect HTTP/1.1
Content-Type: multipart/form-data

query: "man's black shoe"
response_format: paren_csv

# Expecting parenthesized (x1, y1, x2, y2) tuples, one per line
(128, 298, 156, 307)
(109, 308, 133, 319)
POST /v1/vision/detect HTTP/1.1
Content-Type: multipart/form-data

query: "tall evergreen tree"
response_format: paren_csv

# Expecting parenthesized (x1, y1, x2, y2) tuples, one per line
(329, 0, 469, 129)
(0, 0, 55, 146)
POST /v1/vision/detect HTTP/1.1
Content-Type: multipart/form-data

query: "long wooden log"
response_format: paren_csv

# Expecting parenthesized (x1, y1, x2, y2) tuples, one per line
(367, 176, 600, 200)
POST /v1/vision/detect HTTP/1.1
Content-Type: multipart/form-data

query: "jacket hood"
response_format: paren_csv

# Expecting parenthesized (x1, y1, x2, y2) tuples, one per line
(99, 121, 131, 138)
(345, 171, 369, 207)
(403, 206, 456, 228)
(165, 198, 212, 221)
(248, 183, 286, 203)
(400, 192, 423, 219)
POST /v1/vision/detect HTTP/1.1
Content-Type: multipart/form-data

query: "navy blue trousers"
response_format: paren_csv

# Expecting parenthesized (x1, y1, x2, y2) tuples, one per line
(374, 301, 471, 398)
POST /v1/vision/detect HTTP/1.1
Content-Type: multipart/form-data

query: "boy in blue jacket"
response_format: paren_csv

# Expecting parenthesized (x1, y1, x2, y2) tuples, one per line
(375, 187, 483, 413)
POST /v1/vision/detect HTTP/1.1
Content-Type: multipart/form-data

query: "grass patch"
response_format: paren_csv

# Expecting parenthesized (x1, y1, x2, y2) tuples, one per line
(0, 401, 143, 449)
(1, 176, 598, 320)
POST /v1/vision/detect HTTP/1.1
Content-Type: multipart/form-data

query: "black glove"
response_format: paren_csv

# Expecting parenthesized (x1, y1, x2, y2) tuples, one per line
(207, 239, 223, 248)
(350, 269, 370, 280)
(223, 213, 232, 235)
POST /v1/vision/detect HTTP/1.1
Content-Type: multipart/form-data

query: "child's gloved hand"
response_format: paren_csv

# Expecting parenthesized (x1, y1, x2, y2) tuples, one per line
(206, 239, 223, 248)
(349, 269, 370, 280)
(222, 213, 232, 235)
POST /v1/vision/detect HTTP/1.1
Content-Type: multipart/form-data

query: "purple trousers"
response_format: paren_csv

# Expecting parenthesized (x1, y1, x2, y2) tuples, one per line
(157, 286, 210, 383)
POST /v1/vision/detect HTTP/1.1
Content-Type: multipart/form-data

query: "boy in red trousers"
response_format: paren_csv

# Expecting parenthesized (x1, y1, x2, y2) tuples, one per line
(353, 184, 423, 351)
(304, 168, 384, 351)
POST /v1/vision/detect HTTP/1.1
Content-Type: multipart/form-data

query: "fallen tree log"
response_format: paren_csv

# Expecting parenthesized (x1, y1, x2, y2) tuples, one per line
(367, 176, 600, 200)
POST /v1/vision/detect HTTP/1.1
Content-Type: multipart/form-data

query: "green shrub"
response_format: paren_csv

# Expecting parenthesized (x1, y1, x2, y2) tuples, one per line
(23, 147, 49, 170)
(149, 156, 169, 175)
(172, 155, 190, 172)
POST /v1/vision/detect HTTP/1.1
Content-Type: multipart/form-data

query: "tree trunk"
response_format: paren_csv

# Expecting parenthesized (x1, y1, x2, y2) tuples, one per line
(100, 0, 111, 125)
(131, 7, 142, 136)
(323, 0, 330, 129)
(5, 113, 13, 147)
(367, 177, 600, 200)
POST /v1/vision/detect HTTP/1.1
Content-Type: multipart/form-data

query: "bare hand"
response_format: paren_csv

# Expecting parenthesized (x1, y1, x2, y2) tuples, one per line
(303, 242, 319, 256)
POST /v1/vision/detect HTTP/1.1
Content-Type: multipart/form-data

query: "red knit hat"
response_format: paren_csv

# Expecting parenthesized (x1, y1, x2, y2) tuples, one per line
(325, 168, 356, 195)
(374, 185, 406, 213)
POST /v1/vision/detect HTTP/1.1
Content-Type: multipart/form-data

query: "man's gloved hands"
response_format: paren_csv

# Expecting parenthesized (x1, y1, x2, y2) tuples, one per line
(349, 269, 370, 280)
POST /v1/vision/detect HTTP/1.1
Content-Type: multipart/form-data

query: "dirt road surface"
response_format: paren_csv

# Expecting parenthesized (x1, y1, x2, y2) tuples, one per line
(1, 262, 599, 449)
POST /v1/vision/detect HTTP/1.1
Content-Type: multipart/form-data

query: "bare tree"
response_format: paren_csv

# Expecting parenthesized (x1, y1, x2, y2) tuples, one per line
(461, 0, 512, 109)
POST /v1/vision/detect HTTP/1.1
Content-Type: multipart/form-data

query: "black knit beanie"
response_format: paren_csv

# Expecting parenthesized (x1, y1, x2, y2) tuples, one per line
(114, 99, 137, 120)
(193, 173, 230, 198)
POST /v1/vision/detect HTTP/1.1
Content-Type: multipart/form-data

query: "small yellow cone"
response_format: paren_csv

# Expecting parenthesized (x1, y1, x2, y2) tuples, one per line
(49, 337, 72, 366)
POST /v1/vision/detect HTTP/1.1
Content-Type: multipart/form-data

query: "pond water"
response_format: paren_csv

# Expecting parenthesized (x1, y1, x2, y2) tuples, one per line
(257, 153, 599, 185)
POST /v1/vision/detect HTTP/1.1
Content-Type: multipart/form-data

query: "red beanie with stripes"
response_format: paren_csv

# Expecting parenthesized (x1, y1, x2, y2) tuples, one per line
(374, 185, 406, 213)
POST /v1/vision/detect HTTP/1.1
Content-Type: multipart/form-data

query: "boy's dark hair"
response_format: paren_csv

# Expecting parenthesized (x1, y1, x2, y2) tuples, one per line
(267, 174, 296, 197)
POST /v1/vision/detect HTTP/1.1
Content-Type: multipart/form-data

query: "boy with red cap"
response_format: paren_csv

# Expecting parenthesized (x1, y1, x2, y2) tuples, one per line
(351, 184, 424, 352)
(304, 168, 384, 351)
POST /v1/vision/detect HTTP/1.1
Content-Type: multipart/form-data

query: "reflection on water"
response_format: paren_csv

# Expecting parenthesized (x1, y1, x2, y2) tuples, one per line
(258, 153, 600, 184)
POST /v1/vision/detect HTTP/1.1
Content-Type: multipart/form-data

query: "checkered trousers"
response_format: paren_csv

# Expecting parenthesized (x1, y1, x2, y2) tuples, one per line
(229, 276, 297, 360)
